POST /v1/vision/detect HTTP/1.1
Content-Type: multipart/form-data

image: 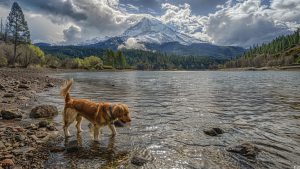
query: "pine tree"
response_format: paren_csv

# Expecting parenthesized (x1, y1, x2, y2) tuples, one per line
(6, 2, 31, 66)
(0, 18, 3, 33)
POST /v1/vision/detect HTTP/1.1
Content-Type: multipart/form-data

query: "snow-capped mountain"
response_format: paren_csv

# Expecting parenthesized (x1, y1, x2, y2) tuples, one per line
(74, 36, 110, 46)
(118, 18, 205, 45)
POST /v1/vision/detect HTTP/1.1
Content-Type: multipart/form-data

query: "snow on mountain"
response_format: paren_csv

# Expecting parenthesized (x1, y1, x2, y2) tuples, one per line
(118, 17, 205, 45)
(74, 36, 110, 46)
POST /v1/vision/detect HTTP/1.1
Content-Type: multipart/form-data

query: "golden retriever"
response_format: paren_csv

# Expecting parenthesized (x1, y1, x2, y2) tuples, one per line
(60, 79, 131, 141)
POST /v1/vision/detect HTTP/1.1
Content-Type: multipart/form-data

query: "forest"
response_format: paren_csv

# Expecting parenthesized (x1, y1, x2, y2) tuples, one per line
(225, 29, 300, 69)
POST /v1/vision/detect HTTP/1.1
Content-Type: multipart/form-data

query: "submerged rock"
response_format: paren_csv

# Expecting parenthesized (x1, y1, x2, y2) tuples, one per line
(29, 105, 58, 118)
(131, 156, 148, 166)
(50, 146, 65, 152)
(66, 140, 78, 152)
(203, 128, 224, 136)
(226, 143, 261, 157)
(18, 84, 30, 88)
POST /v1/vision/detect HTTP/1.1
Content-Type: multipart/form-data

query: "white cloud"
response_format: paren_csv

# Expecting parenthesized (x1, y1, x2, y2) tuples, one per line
(158, 0, 300, 47)
(118, 38, 147, 50)
(127, 4, 139, 11)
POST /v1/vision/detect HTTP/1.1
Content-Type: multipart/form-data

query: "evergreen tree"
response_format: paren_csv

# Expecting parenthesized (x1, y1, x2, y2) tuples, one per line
(6, 2, 31, 66)
(0, 18, 2, 33)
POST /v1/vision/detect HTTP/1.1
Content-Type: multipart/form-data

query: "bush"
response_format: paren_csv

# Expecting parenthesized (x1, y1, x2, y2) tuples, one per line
(103, 65, 114, 69)
(0, 57, 8, 66)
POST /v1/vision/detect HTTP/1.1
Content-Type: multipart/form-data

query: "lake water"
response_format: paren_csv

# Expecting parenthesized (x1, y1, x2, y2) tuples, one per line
(32, 71, 300, 168)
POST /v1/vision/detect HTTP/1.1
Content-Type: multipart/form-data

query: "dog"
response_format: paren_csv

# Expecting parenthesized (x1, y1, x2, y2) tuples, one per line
(60, 79, 131, 141)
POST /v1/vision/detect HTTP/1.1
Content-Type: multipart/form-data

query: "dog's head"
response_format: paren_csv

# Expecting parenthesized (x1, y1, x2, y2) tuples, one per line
(115, 104, 131, 124)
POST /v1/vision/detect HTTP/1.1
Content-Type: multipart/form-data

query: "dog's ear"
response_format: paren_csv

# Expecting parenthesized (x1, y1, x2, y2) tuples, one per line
(114, 105, 125, 117)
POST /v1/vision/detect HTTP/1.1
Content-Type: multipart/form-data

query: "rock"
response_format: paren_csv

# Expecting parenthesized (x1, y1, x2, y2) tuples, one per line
(18, 84, 30, 88)
(1, 101, 8, 103)
(203, 128, 224, 136)
(36, 140, 45, 144)
(4, 147, 13, 151)
(27, 153, 33, 157)
(213, 128, 224, 134)
(226, 143, 261, 157)
(25, 124, 35, 129)
(203, 128, 218, 136)
(3, 93, 15, 97)
(47, 124, 57, 131)
(29, 105, 58, 118)
(42, 131, 58, 141)
(4, 154, 14, 159)
(12, 143, 19, 148)
(38, 120, 47, 127)
(5, 143, 12, 147)
(0, 141, 5, 149)
(0, 159, 14, 167)
(16, 96, 30, 100)
(66, 140, 78, 152)
(131, 156, 148, 166)
(50, 146, 65, 152)
(15, 135, 26, 141)
(0, 83, 4, 89)
(47, 83, 55, 87)
(1, 110, 22, 119)
(29, 135, 39, 141)
(11, 149, 23, 156)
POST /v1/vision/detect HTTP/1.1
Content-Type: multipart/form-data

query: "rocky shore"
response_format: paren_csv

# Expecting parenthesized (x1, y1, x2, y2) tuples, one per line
(0, 68, 74, 168)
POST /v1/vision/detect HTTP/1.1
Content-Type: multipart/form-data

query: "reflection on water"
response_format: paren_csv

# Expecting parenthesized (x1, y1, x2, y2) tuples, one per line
(31, 71, 300, 168)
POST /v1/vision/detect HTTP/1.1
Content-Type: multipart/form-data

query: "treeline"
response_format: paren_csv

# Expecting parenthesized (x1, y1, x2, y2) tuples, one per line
(225, 29, 300, 68)
(123, 50, 227, 70)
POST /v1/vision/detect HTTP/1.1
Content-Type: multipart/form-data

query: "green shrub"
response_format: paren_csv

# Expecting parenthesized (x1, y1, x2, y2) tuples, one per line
(0, 57, 8, 66)
(103, 65, 114, 69)
(47, 121, 52, 125)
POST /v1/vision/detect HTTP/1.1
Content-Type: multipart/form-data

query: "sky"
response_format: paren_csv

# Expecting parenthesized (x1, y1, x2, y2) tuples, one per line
(0, 0, 299, 48)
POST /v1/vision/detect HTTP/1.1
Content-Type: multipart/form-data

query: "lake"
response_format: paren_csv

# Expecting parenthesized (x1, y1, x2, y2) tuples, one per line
(33, 71, 300, 168)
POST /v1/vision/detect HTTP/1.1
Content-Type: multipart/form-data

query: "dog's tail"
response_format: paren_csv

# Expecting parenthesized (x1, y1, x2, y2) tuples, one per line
(60, 78, 73, 103)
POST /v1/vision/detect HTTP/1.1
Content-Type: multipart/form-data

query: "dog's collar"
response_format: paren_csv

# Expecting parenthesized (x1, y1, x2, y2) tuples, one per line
(110, 104, 114, 124)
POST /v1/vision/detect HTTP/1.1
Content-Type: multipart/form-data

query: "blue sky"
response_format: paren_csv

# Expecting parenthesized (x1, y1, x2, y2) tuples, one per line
(0, 0, 299, 47)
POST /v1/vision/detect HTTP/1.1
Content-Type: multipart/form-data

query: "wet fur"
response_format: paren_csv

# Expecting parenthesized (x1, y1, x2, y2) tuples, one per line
(60, 79, 131, 141)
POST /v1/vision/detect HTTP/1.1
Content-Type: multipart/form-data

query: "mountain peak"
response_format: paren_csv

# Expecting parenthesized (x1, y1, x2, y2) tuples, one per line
(119, 17, 204, 45)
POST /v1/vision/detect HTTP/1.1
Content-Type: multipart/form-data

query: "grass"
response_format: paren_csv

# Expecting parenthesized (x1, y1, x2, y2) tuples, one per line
(9, 110, 14, 114)
(47, 121, 52, 125)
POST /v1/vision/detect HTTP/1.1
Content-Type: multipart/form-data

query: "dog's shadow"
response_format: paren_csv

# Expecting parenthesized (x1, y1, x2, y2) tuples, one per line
(64, 134, 117, 163)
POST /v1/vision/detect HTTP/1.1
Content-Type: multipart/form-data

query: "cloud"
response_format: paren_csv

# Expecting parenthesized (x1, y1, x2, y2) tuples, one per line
(158, 0, 300, 47)
(127, 4, 139, 11)
(118, 38, 147, 50)
(62, 25, 83, 44)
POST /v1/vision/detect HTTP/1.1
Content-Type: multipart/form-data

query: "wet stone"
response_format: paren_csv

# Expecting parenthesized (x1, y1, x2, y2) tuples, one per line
(203, 128, 224, 136)
(4, 154, 14, 159)
(39, 120, 47, 127)
(131, 156, 148, 166)
(50, 146, 65, 152)
(0, 159, 14, 167)
(226, 143, 261, 157)
(66, 140, 78, 152)
(0, 141, 5, 149)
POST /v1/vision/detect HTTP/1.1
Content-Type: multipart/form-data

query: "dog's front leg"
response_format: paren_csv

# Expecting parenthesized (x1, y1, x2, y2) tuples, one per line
(108, 124, 117, 136)
(94, 125, 102, 141)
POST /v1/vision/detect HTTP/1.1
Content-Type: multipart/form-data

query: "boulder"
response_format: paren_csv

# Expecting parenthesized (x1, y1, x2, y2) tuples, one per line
(50, 146, 65, 152)
(47, 124, 57, 131)
(0, 83, 4, 89)
(131, 156, 148, 166)
(16, 96, 30, 100)
(1, 110, 22, 119)
(66, 140, 78, 152)
(29, 105, 58, 118)
(226, 143, 261, 157)
(18, 84, 30, 88)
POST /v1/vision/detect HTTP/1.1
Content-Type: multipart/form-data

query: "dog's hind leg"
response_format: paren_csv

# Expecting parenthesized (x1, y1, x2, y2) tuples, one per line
(75, 115, 83, 133)
(63, 108, 77, 137)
